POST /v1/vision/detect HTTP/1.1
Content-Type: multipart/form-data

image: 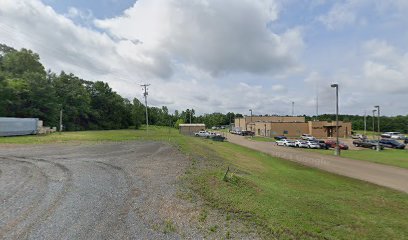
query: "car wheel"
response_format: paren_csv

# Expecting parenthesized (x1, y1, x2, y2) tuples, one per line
(372, 146, 376, 150)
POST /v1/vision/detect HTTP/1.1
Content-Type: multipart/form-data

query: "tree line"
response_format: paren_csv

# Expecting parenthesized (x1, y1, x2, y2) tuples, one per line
(1, 44, 406, 133)
(0, 44, 240, 130)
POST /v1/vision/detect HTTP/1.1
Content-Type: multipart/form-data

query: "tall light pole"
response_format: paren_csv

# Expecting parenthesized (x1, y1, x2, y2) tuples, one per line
(372, 109, 376, 139)
(292, 101, 295, 116)
(331, 83, 340, 156)
(363, 111, 367, 136)
(248, 109, 253, 131)
(141, 84, 150, 133)
(374, 105, 380, 151)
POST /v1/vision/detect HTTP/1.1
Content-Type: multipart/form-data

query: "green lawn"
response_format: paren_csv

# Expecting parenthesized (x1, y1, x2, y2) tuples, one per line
(1, 127, 407, 239)
(246, 136, 276, 142)
(306, 148, 408, 169)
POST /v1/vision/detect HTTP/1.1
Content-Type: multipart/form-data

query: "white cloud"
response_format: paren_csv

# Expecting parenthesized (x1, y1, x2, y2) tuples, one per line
(0, 0, 305, 115)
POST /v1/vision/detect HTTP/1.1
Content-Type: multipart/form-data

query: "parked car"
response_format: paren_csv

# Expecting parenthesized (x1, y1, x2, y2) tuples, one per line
(241, 130, 255, 136)
(194, 131, 209, 137)
(405, 138, 408, 144)
(276, 139, 295, 147)
(306, 140, 320, 149)
(381, 132, 401, 138)
(301, 134, 316, 141)
(294, 140, 308, 148)
(351, 134, 367, 140)
(274, 135, 287, 140)
(379, 139, 406, 149)
(314, 140, 330, 150)
(391, 134, 406, 140)
(207, 132, 220, 138)
(353, 139, 384, 150)
(325, 140, 349, 150)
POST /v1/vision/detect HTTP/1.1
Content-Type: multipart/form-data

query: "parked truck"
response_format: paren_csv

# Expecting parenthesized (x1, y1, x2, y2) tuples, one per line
(0, 117, 39, 136)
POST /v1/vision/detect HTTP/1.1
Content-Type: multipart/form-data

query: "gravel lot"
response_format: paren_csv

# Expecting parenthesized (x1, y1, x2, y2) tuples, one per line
(0, 142, 257, 239)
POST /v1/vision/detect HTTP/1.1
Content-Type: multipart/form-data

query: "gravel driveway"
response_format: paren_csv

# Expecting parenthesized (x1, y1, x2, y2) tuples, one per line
(227, 133, 408, 193)
(0, 141, 257, 239)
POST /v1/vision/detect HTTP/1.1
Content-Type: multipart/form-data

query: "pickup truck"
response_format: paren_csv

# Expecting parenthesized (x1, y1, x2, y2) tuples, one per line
(194, 131, 209, 137)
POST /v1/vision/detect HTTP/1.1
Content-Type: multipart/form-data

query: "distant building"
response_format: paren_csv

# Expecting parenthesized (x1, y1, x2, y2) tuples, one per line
(179, 123, 206, 136)
(235, 116, 351, 138)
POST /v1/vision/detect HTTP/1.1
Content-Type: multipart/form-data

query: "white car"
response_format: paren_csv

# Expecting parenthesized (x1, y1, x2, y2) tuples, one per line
(294, 140, 308, 148)
(194, 131, 209, 137)
(277, 139, 295, 147)
(306, 140, 320, 149)
(301, 134, 316, 141)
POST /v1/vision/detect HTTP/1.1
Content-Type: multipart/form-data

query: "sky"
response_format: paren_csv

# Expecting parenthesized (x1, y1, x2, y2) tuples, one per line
(0, 0, 407, 116)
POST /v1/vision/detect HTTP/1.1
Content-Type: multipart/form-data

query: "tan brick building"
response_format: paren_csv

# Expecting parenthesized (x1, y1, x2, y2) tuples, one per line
(179, 124, 206, 136)
(234, 116, 351, 138)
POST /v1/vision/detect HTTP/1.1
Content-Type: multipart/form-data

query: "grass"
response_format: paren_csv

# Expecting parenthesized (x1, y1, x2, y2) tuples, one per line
(1, 127, 407, 239)
(306, 148, 408, 169)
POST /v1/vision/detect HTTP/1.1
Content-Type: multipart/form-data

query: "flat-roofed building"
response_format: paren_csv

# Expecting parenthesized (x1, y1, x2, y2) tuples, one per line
(179, 123, 206, 136)
(235, 116, 352, 138)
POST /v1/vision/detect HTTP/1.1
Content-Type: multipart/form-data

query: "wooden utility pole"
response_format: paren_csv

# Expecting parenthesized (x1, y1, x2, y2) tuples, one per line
(141, 84, 150, 133)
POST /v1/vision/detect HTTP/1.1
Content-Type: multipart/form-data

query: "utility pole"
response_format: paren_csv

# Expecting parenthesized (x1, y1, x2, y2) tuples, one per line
(59, 109, 63, 132)
(292, 101, 295, 116)
(331, 83, 340, 156)
(364, 111, 367, 136)
(372, 109, 376, 140)
(315, 86, 319, 121)
(374, 105, 380, 151)
(141, 84, 150, 133)
(249, 109, 253, 132)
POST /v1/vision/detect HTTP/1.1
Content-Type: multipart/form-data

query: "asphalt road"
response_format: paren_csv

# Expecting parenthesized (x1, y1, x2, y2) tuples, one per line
(227, 133, 408, 193)
(1, 141, 249, 240)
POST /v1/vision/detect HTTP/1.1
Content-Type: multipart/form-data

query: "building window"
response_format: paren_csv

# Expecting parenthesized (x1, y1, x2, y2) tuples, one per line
(283, 130, 288, 134)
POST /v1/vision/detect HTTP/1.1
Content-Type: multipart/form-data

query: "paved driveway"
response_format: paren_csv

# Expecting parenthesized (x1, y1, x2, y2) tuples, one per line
(227, 133, 408, 193)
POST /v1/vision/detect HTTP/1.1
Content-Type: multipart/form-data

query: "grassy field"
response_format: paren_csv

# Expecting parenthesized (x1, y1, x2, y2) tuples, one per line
(1, 127, 407, 239)
(306, 148, 408, 169)
(246, 136, 276, 142)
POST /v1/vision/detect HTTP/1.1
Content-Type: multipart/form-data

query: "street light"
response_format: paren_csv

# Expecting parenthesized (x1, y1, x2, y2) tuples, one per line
(372, 109, 377, 139)
(249, 109, 253, 131)
(374, 105, 380, 151)
(331, 83, 340, 156)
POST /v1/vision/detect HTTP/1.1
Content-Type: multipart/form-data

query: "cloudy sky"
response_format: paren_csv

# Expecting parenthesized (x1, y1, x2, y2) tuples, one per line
(1, 0, 407, 116)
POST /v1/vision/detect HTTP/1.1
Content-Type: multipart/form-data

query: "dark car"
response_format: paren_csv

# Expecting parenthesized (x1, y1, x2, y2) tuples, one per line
(379, 139, 406, 149)
(274, 135, 287, 140)
(314, 140, 330, 149)
(353, 139, 384, 150)
(325, 140, 349, 150)
(241, 130, 255, 136)
(405, 138, 408, 144)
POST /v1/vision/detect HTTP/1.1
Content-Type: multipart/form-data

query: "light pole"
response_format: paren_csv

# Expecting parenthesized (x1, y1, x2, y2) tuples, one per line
(372, 109, 376, 139)
(374, 105, 380, 151)
(364, 111, 367, 136)
(249, 109, 253, 132)
(292, 101, 295, 116)
(331, 84, 340, 156)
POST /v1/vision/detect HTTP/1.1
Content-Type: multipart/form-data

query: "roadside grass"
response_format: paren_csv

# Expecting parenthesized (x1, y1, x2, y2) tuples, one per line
(0, 126, 180, 144)
(182, 139, 408, 239)
(1, 127, 407, 239)
(305, 148, 408, 169)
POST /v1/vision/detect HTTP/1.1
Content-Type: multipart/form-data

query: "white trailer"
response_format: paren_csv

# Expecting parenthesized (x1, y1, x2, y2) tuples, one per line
(0, 117, 39, 136)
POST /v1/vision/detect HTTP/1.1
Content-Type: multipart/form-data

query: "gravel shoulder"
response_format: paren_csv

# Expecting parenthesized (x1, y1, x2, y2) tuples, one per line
(0, 141, 258, 239)
(227, 133, 408, 193)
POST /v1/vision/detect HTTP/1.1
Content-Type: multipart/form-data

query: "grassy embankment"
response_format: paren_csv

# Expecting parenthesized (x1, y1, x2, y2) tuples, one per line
(307, 148, 408, 169)
(1, 127, 407, 239)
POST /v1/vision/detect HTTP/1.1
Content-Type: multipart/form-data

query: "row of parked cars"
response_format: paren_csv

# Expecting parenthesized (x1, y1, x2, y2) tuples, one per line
(275, 135, 349, 150)
(194, 130, 226, 141)
(353, 138, 406, 150)
(229, 130, 255, 136)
